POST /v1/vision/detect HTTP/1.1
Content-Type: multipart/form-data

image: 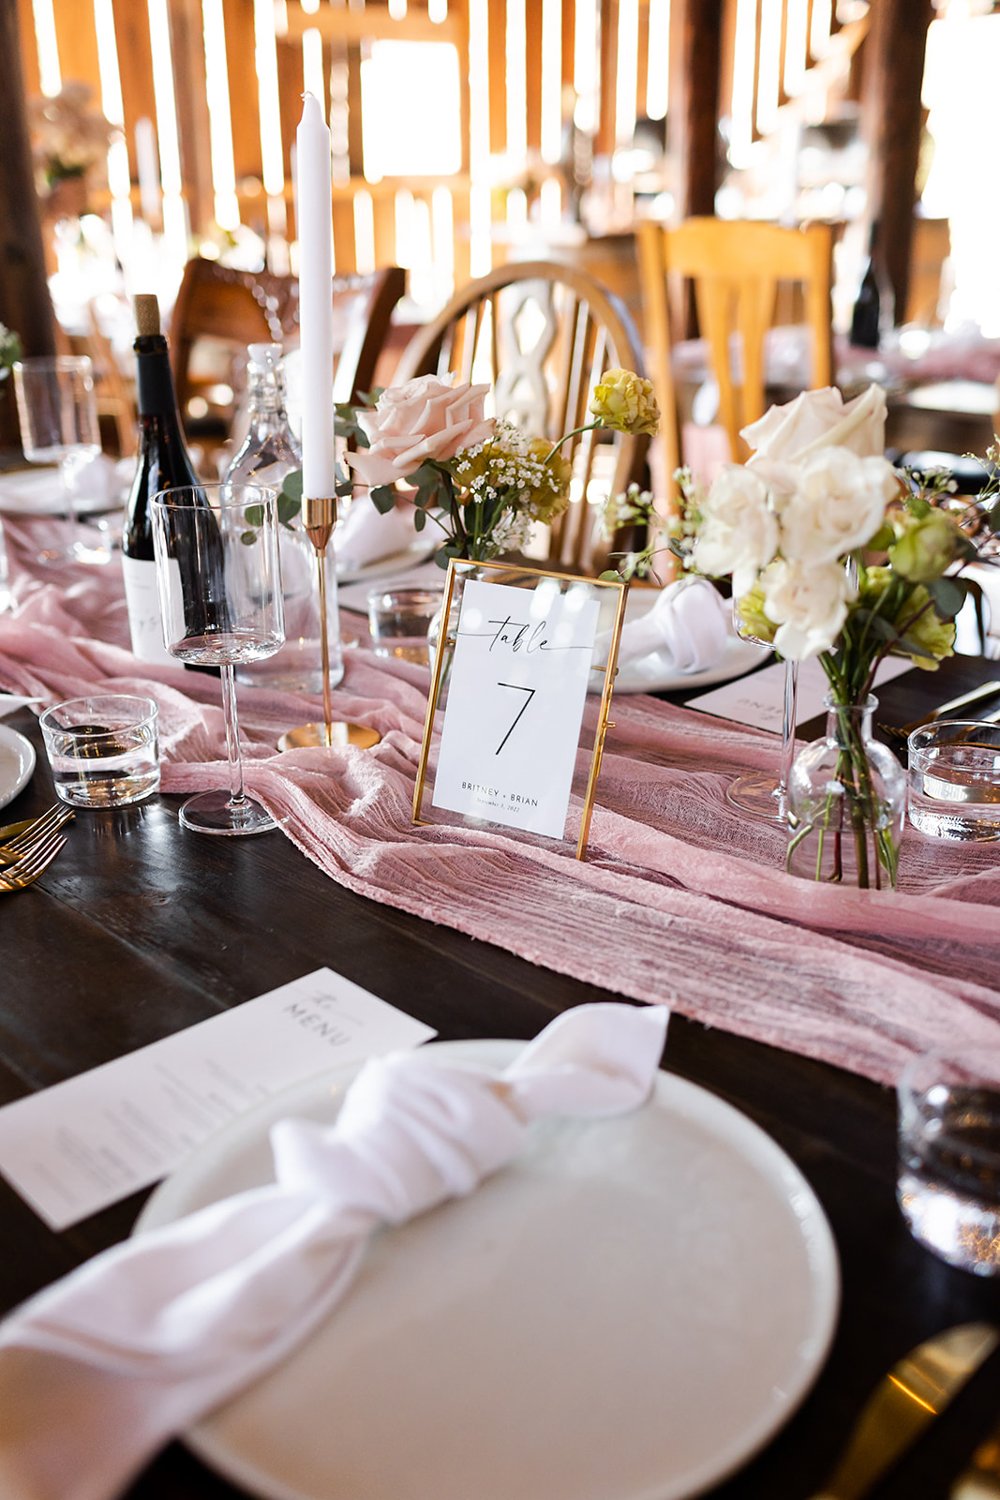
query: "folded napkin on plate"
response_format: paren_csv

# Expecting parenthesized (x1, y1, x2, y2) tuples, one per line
(1, 456, 129, 514)
(0, 1002, 668, 1500)
(616, 578, 730, 673)
(335, 494, 418, 573)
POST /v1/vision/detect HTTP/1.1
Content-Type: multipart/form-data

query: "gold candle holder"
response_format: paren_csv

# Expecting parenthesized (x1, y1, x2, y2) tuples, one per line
(277, 495, 381, 753)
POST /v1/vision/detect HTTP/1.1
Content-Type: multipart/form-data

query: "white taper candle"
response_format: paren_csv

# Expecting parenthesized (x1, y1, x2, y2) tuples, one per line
(295, 93, 336, 499)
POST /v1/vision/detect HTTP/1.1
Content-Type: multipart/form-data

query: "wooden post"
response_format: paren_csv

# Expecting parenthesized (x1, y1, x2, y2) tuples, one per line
(667, 0, 724, 334)
(667, 0, 724, 222)
(0, 0, 55, 446)
(860, 0, 934, 323)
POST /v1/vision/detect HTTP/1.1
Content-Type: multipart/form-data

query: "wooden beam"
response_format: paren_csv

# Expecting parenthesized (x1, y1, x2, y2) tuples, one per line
(0, 0, 56, 446)
(667, 0, 723, 219)
(282, 7, 464, 46)
(860, 0, 933, 321)
(170, 0, 214, 237)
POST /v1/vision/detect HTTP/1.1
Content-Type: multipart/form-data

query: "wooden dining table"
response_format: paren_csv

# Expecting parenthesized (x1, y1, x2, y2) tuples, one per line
(2, 652, 1000, 1500)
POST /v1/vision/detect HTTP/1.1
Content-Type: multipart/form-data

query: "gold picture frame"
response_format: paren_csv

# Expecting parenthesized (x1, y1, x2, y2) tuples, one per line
(412, 558, 627, 860)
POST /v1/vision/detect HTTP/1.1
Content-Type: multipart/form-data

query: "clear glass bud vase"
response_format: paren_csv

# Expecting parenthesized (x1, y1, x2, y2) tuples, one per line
(786, 693, 906, 890)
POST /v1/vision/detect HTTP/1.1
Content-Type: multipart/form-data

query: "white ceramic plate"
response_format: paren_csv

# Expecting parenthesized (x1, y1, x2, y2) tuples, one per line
(591, 590, 770, 696)
(0, 469, 117, 518)
(336, 532, 438, 585)
(137, 1039, 839, 1500)
(0, 724, 36, 810)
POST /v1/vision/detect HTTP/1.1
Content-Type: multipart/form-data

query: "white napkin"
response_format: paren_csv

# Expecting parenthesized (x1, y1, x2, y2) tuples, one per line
(0, 1002, 668, 1500)
(617, 578, 730, 673)
(335, 494, 419, 573)
(0, 695, 43, 719)
(0, 457, 130, 516)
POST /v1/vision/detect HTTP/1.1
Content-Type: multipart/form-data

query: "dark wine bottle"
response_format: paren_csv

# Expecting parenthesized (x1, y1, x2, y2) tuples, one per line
(122, 294, 203, 663)
(849, 221, 894, 350)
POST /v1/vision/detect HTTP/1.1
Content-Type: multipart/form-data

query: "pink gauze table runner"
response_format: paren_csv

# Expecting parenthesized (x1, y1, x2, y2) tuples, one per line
(2, 514, 999, 1088)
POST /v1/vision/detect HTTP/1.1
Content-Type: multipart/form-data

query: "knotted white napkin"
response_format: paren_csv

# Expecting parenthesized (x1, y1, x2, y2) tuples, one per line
(0, 1002, 667, 1500)
(616, 578, 730, 673)
(335, 494, 418, 573)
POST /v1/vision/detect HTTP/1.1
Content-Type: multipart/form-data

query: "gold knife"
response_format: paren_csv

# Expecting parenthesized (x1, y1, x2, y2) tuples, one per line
(809, 1323, 999, 1500)
(899, 682, 1000, 737)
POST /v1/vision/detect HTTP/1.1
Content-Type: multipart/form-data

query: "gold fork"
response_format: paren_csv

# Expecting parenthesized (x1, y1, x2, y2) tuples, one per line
(0, 804, 74, 866)
(0, 827, 68, 892)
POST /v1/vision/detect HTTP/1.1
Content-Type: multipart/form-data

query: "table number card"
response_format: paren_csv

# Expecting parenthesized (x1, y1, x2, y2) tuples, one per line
(414, 560, 626, 858)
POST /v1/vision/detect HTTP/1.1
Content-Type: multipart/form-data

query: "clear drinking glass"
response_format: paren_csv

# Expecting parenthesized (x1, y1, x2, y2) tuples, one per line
(12, 355, 109, 566)
(726, 599, 798, 823)
(151, 483, 285, 836)
(898, 1048, 1000, 1277)
(40, 694, 160, 808)
(907, 720, 1000, 842)
(367, 586, 445, 664)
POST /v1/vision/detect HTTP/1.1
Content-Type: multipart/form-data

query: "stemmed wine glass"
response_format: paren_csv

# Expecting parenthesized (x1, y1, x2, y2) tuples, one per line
(151, 482, 285, 836)
(726, 605, 799, 822)
(12, 355, 110, 566)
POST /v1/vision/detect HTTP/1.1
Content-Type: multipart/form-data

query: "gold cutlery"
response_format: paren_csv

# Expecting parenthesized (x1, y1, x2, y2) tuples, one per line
(809, 1323, 999, 1500)
(0, 827, 68, 892)
(897, 682, 1000, 738)
(0, 803, 74, 866)
(952, 1412, 1000, 1497)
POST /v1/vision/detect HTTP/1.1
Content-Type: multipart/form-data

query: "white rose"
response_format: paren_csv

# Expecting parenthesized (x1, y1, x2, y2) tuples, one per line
(778, 447, 896, 565)
(760, 557, 856, 661)
(691, 465, 778, 597)
(742, 383, 888, 495)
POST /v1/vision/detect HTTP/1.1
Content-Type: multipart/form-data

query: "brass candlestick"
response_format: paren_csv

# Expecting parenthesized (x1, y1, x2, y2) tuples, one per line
(277, 495, 381, 753)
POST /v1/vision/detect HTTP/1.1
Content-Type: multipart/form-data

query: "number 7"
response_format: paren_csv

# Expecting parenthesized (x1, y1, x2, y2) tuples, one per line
(495, 683, 536, 755)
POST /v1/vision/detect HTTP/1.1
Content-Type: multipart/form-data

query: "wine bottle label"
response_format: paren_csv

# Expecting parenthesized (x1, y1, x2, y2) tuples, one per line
(121, 553, 175, 665)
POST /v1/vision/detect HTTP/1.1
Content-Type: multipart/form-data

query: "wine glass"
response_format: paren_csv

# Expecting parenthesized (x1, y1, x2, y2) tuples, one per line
(150, 482, 285, 836)
(12, 355, 110, 566)
(726, 602, 799, 822)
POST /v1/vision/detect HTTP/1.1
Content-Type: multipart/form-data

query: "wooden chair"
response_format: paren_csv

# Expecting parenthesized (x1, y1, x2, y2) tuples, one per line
(169, 258, 406, 428)
(637, 218, 834, 482)
(394, 260, 650, 573)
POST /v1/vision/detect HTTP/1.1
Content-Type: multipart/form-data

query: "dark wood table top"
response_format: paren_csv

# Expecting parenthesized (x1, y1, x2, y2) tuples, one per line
(1, 653, 999, 1500)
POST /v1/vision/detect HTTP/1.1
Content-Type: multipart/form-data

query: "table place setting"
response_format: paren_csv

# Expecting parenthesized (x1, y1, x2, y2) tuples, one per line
(3, 84, 1000, 1500)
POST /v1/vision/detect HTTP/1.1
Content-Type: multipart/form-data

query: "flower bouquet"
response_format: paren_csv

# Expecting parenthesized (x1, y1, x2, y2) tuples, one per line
(339, 368, 659, 568)
(607, 385, 991, 890)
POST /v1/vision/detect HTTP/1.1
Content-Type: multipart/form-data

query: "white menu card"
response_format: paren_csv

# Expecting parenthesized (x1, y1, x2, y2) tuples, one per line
(0, 970, 435, 1231)
(431, 578, 601, 838)
(685, 653, 913, 733)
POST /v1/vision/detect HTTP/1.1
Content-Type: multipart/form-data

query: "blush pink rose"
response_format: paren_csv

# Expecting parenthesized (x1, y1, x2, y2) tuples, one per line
(347, 375, 495, 488)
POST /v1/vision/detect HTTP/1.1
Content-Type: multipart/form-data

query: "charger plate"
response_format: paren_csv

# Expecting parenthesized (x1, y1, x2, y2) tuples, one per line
(136, 1039, 839, 1500)
(0, 725, 36, 810)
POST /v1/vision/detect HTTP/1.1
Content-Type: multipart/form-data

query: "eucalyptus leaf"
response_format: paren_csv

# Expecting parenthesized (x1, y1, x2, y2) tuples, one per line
(370, 485, 398, 515)
(414, 508, 427, 532)
(280, 470, 303, 503)
(244, 504, 265, 528)
(927, 576, 965, 619)
(239, 529, 257, 547)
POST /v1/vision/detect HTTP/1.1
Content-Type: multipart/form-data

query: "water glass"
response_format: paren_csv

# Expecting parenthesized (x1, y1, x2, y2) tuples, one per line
(151, 483, 284, 836)
(40, 694, 160, 809)
(12, 355, 109, 566)
(367, 586, 444, 664)
(898, 1047, 1000, 1277)
(907, 720, 1000, 841)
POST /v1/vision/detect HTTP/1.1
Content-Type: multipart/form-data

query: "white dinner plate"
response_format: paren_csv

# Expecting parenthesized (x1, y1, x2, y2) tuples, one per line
(592, 588, 770, 696)
(336, 532, 438, 585)
(137, 1039, 839, 1500)
(0, 724, 36, 810)
(0, 469, 119, 518)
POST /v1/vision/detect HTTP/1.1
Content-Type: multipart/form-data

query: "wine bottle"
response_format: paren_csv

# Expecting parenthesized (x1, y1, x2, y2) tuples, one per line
(849, 221, 895, 350)
(122, 294, 202, 663)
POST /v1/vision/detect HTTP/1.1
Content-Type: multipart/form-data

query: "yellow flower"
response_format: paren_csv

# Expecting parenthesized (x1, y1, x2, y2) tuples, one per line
(895, 586, 956, 669)
(735, 583, 777, 645)
(525, 437, 572, 521)
(589, 369, 660, 437)
(888, 510, 961, 583)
